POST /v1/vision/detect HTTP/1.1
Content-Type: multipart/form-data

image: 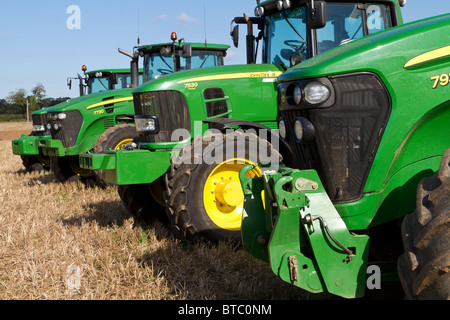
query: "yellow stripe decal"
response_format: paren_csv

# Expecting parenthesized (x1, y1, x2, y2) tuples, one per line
(86, 97, 133, 110)
(178, 71, 283, 84)
(404, 45, 450, 69)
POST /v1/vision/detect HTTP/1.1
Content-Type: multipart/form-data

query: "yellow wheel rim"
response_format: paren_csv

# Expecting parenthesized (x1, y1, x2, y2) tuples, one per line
(203, 158, 261, 231)
(114, 139, 133, 150)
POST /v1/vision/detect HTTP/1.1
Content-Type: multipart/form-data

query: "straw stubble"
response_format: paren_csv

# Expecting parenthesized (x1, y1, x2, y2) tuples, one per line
(0, 123, 323, 300)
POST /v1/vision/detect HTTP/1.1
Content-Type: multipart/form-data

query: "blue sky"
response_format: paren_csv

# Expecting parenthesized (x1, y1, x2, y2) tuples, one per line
(0, 0, 449, 99)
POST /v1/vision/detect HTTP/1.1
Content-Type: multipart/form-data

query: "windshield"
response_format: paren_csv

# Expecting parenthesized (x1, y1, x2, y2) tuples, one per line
(115, 73, 144, 89)
(265, 3, 393, 64)
(265, 6, 309, 67)
(143, 49, 225, 82)
(317, 3, 393, 54)
(88, 77, 110, 94)
(87, 73, 143, 94)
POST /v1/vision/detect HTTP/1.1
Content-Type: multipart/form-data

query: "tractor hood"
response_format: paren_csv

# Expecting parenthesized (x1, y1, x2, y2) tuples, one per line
(279, 13, 450, 83)
(132, 64, 283, 94)
(45, 88, 134, 113)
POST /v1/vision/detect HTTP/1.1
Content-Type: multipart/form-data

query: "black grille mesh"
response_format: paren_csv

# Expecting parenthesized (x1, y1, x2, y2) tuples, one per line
(48, 110, 83, 148)
(134, 91, 190, 143)
(281, 73, 390, 203)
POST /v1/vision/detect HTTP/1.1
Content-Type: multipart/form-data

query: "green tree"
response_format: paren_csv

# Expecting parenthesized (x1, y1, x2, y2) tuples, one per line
(6, 88, 28, 114)
(31, 83, 46, 104)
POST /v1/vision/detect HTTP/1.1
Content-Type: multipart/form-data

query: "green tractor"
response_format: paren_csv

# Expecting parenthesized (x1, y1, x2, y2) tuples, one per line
(79, 0, 403, 241)
(34, 35, 229, 185)
(237, 10, 450, 299)
(11, 65, 144, 172)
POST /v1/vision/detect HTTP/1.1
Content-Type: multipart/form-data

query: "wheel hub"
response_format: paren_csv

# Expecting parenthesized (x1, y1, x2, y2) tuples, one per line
(214, 179, 244, 208)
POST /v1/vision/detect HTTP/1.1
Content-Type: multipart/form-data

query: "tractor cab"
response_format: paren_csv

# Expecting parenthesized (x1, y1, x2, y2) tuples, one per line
(137, 32, 229, 82)
(231, 0, 403, 67)
(67, 66, 144, 96)
(85, 68, 144, 95)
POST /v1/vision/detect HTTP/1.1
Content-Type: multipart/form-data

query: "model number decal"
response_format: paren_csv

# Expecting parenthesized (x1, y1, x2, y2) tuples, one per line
(94, 109, 104, 115)
(430, 73, 450, 89)
(184, 82, 198, 90)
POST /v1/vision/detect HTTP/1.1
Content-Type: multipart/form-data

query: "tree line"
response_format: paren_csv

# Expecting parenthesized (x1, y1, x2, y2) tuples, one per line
(0, 83, 70, 115)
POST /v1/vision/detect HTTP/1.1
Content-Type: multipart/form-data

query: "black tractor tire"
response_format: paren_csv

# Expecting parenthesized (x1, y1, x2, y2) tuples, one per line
(398, 149, 450, 300)
(50, 155, 101, 187)
(21, 153, 50, 172)
(118, 179, 168, 225)
(93, 124, 138, 186)
(164, 130, 281, 244)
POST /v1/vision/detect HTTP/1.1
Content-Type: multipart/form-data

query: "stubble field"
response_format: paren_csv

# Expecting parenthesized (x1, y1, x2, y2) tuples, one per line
(0, 122, 330, 300)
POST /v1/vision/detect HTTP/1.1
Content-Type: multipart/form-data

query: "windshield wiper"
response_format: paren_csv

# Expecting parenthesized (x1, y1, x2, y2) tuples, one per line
(158, 53, 174, 71)
(281, 12, 305, 41)
(100, 80, 108, 91)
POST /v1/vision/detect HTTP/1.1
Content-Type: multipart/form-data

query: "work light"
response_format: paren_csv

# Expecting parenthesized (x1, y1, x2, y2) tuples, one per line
(135, 115, 159, 133)
(33, 125, 46, 132)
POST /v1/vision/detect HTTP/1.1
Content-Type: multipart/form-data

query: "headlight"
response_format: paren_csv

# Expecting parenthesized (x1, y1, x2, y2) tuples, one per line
(135, 116, 159, 133)
(279, 118, 287, 140)
(304, 82, 331, 105)
(33, 125, 46, 132)
(280, 87, 287, 104)
(294, 117, 315, 143)
(293, 85, 302, 105)
(57, 113, 67, 120)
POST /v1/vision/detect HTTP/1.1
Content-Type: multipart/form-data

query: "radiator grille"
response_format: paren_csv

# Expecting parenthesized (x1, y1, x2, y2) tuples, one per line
(280, 73, 391, 202)
(134, 91, 190, 143)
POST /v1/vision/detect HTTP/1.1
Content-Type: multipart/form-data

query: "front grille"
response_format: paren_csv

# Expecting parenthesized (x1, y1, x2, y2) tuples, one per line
(48, 110, 84, 148)
(32, 113, 51, 136)
(134, 91, 190, 143)
(281, 73, 391, 203)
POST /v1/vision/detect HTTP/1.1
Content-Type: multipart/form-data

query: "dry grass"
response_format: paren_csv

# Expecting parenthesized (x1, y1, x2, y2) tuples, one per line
(0, 122, 331, 300)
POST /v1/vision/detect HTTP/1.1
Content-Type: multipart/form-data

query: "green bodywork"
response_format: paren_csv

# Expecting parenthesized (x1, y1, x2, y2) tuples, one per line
(240, 13, 450, 298)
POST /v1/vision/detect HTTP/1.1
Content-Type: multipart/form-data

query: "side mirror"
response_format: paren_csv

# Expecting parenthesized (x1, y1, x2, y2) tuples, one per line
(67, 79, 72, 90)
(308, 0, 327, 29)
(230, 25, 239, 48)
(182, 44, 192, 58)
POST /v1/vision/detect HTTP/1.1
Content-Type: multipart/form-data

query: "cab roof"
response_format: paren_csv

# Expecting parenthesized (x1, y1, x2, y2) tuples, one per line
(137, 42, 230, 53)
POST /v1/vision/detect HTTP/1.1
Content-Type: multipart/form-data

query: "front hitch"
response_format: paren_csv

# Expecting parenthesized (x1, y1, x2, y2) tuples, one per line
(240, 165, 369, 299)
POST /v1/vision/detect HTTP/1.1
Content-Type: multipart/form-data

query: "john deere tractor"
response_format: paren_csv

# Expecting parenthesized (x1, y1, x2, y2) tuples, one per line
(79, 0, 403, 242)
(11, 66, 143, 172)
(35, 35, 229, 185)
(237, 8, 450, 299)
